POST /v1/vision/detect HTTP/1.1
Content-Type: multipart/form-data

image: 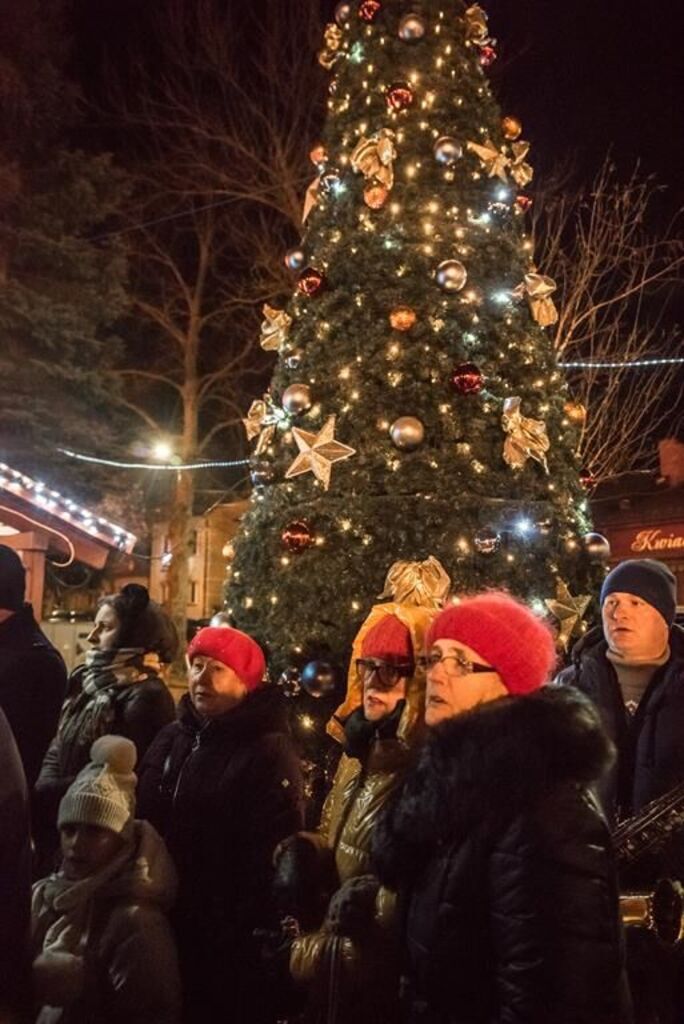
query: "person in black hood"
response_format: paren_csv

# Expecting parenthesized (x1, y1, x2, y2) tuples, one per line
(0, 544, 67, 788)
(33, 584, 177, 873)
(137, 626, 304, 1024)
(373, 592, 632, 1024)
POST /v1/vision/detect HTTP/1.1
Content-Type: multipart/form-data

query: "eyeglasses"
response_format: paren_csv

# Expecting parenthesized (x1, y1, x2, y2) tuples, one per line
(355, 658, 414, 689)
(417, 652, 495, 677)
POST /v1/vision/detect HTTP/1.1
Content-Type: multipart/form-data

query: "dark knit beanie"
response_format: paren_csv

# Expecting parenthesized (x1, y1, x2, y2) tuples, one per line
(600, 559, 677, 627)
(100, 584, 179, 662)
(0, 545, 26, 611)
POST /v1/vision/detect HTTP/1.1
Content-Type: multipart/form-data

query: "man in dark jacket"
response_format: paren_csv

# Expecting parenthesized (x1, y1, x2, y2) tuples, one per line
(0, 707, 32, 1023)
(374, 593, 632, 1024)
(0, 545, 66, 787)
(137, 626, 304, 1024)
(557, 558, 683, 1022)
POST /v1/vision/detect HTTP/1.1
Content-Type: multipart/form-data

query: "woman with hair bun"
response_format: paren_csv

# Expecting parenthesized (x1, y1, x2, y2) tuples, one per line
(34, 585, 177, 870)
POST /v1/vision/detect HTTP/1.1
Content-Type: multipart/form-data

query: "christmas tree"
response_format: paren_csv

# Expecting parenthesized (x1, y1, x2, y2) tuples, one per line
(226, 0, 603, 753)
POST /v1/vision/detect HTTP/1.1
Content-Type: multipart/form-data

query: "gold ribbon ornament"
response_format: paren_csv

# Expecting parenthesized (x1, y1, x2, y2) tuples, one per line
(464, 4, 490, 43)
(318, 23, 343, 70)
(242, 394, 284, 456)
(350, 129, 397, 191)
(259, 304, 292, 352)
(377, 556, 451, 608)
(502, 396, 550, 473)
(467, 139, 509, 183)
(508, 141, 534, 187)
(513, 273, 559, 327)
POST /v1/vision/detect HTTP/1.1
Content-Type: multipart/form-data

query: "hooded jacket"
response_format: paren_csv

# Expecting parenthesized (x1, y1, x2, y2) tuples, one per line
(137, 686, 304, 1024)
(373, 687, 632, 1024)
(0, 604, 67, 788)
(31, 820, 180, 1024)
(287, 603, 433, 1024)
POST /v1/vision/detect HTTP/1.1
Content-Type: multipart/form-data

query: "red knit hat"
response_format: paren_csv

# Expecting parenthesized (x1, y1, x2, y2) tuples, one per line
(426, 592, 556, 695)
(361, 613, 413, 661)
(187, 627, 266, 691)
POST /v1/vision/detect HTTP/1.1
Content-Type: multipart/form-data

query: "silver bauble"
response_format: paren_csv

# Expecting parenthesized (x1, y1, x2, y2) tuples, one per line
(282, 383, 312, 415)
(334, 1, 352, 26)
(390, 416, 425, 451)
(582, 532, 611, 562)
(284, 349, 303, 370)
(398, 13, 426, 41)
(474, 527, 501, 555)
(433, 136, 463, 166)
(284, 247, 305, 272)
(435, 259, 468, 292)
(278, 668, 301, 699)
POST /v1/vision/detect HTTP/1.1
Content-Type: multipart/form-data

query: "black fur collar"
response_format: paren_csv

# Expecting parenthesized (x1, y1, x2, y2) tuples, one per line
(373, 687, 613, 886)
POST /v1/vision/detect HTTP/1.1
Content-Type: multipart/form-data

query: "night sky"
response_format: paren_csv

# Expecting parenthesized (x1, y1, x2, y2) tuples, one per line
(73, 0, 683, 203)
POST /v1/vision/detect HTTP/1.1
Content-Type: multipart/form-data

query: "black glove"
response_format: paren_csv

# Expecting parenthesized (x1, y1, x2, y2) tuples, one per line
(325, 874, 380, 938)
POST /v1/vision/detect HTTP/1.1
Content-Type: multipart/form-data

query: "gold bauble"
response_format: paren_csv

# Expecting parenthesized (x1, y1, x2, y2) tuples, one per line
(563, 400, 587, 425)
(364, 183, 389, 209)
(501, 115, 523, 141)
(389, 306, 417, 331)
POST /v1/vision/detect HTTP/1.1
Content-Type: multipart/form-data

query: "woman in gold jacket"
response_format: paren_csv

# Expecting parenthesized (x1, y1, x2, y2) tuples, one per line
(283, 601, 433, 1024)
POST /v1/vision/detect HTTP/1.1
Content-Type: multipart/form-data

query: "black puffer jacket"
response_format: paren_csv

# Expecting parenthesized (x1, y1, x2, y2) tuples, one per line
(0, 604, 66, 787)
(373, 688, 632, 1024)
(137, 686, 305, 1024)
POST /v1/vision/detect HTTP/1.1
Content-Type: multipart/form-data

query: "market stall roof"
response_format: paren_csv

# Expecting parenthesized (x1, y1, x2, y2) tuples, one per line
(0, 461, 136, 570)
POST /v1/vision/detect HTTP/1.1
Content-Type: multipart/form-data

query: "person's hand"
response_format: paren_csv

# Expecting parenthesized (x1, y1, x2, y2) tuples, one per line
(33, 951, 85, 1006)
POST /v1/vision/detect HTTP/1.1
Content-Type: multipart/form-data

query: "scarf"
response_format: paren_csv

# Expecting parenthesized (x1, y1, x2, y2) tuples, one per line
(56, 649, 162, 776)
(607, 645, 671, 716)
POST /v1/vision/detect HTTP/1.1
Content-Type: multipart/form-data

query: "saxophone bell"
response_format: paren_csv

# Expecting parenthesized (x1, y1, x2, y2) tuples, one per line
(620, 878, 684, 946)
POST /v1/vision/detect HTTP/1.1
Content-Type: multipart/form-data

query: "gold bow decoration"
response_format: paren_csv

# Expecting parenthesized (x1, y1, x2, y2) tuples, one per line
(377, 556, 452, 609)
(464, 4, 490, 43)
(259, 304, 292, 352)
(545, 579, 591, 652)
(502, 396, 550, 473)
(318, 23, 344, 70)
(242, 394, 284, 456)
(350, 129, 397, 191)
(508, 141, 534, 187)
(513, 273, 559, 327)
(302, 175, 321, 224)
(467, 139, 509, 183)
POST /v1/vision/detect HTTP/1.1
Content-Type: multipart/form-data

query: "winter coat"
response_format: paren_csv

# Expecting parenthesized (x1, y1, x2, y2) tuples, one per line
(31, 820, 181, 1024)
(33, 652, 175, 871)
(0, 708, 32, 1022)
(373, 687, 633, 1024)
(0, 604, 67, 788)
(137, 686, 305, 1024)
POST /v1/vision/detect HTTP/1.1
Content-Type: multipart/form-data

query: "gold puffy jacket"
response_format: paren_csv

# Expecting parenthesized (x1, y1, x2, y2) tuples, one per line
(289, 602, 433, 1024)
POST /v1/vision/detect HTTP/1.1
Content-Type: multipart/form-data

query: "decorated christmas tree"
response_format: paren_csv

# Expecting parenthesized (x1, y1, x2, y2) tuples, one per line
(226, 0, 605, 755)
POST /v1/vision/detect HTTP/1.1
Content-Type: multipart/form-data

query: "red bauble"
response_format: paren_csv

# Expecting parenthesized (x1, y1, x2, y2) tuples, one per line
(386, 81, 414, 112)
(358, 0, 381, 22)
(309, 143, 328, 165)
(515, 195, 533, 213)
(297, 266, 325, 297)
(450, 362, 484, 395)
(579, 469, 597, 490)
(479, 45, 497, 67)
(281, 520, 315, 553)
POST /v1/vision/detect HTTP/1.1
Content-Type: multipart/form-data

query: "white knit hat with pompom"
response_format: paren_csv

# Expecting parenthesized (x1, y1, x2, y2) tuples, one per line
(58, 735, 137, 834)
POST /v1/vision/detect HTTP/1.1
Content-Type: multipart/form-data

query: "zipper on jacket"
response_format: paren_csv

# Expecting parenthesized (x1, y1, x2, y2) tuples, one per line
(171, 729, 204, 807)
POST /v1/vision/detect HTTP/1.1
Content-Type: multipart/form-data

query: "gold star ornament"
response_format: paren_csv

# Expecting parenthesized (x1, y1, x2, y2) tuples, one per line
(285, 416, 356, 491)
(545, 580, 591, 652)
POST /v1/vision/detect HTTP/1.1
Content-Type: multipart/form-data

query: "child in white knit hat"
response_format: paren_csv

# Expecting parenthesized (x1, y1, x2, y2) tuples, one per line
(31, 735, 181, 1024)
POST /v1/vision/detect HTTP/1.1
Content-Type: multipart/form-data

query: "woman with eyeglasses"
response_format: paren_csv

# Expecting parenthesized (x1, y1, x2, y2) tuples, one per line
(373, 592, 633, 1024)
(275, 602, 434, 1024)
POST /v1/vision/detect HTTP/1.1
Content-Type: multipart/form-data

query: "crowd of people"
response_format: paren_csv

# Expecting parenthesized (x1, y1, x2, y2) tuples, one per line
(1, 540, 683, 1024)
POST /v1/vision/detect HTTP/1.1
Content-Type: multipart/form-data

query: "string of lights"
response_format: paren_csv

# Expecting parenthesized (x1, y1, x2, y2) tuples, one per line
(58, 448, 250, 471)
(558, 357, 684, 369)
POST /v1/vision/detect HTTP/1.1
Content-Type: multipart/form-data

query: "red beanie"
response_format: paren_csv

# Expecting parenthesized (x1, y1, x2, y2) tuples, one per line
(187, 627, 266, 691)
(361, 614, 413, 661)
(426, 592, 556, 695)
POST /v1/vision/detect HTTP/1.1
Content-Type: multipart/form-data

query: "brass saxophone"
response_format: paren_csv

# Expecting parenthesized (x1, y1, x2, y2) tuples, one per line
(613, 780, 684, 944)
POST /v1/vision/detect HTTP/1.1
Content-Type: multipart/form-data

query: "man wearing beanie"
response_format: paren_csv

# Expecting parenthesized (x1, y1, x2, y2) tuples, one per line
(31, 735, 181, 1024)
(137, 626, 304, 1024)
(374, 592, 631, 1024)
(0, 545, 67, 787)
(557, 558, 683, 1023)
(278, 603, 433, 1024)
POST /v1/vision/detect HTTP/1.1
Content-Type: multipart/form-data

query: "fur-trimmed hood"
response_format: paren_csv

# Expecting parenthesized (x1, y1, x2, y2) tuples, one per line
(373, 686, 614, 887)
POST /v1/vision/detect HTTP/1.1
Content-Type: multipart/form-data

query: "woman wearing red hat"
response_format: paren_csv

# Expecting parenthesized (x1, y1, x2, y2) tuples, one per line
(277, 602, 433, 1024)
(374, 592, 632, 1024)
(137, 626, 304, 1024)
